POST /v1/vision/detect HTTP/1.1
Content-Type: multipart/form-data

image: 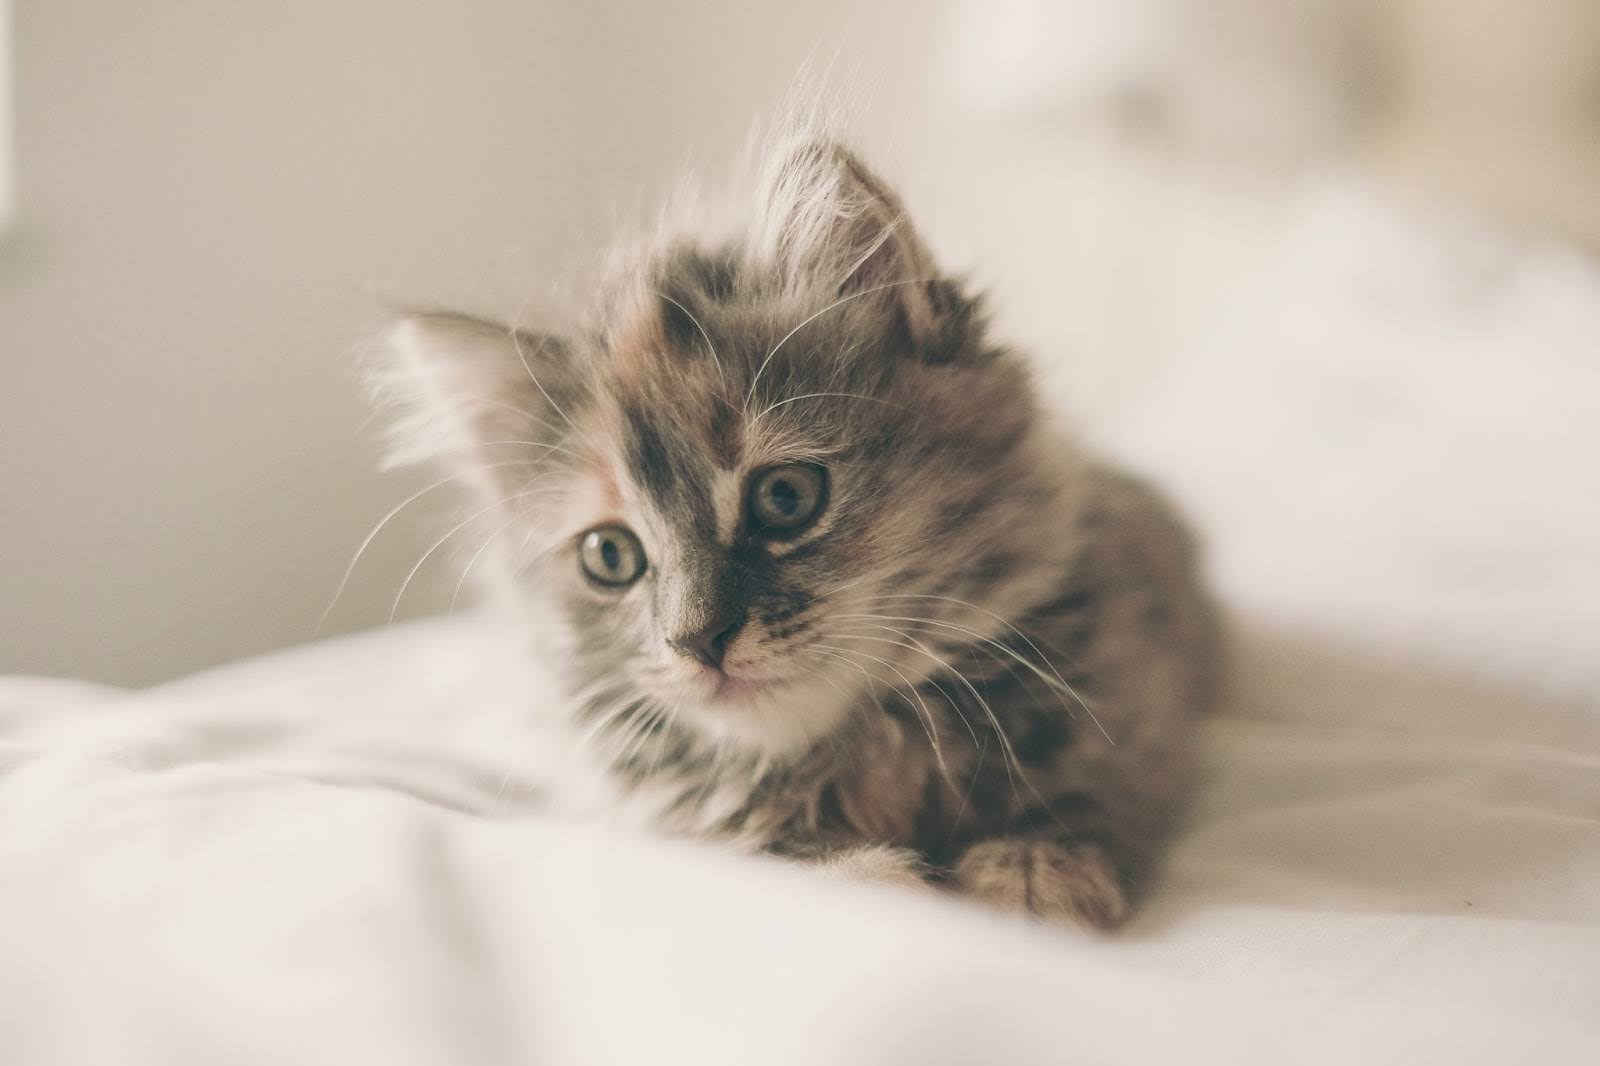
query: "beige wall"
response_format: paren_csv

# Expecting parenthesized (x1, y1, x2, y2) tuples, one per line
(0, 1, 934, 684)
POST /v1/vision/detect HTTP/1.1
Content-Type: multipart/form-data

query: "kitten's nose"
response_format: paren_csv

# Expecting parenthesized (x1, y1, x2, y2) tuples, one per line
(670, 613, 742, 670)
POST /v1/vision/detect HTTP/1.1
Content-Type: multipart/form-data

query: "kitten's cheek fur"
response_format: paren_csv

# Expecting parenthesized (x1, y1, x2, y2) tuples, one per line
(953, 839, 1131, 930)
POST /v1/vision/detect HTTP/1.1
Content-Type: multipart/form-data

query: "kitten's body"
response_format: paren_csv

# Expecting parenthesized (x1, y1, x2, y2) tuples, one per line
(606, 467, 1212, 924)
(376, 134, 1220, 927)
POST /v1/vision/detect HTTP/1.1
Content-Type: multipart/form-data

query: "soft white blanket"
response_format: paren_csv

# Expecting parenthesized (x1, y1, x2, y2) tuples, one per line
(3, 178, 1597, 1064)
(3, 614, 1596, 1064)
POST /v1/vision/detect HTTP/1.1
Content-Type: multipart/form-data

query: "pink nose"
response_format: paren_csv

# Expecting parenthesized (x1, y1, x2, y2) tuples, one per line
(670, 616, 740, 669)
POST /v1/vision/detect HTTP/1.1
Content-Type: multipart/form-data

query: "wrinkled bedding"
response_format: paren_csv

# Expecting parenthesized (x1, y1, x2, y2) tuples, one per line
(2, 613, 1597, 1065)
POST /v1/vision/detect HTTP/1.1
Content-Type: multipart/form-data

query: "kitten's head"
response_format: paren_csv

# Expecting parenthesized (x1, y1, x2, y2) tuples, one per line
(377, 139, 1069, 757)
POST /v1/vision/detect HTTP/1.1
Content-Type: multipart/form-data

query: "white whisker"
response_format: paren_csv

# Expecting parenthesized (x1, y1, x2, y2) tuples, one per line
(752, 391, 902, 426)
(315, 460, 530, 635)
(657, 291, 728, 397)
(644, 696, 687, 780)
(809, 645, 957, 789)
(744, 277, 932, 411)
(851, 599, 1112, 744)
(469, 396, 569, 440)
(475, 439, 587, 464)
(389, 490, 540, 622)
(449, 501, 545, 614)
(830, 624, 1079, 832)
(825, 627, 1023, 800)
(507, 292, 580, 433)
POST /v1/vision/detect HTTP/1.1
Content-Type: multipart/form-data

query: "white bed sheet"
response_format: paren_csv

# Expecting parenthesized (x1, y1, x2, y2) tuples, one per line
(2, 612, 1597, 1065)
(4, 176, 1599, 1064)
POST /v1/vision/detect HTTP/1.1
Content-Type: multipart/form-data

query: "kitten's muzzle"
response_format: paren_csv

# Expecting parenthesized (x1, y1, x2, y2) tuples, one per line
(669, 614, 742, 670)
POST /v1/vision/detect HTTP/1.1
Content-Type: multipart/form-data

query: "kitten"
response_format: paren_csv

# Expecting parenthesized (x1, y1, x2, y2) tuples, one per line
(374, 134, 1221, 929)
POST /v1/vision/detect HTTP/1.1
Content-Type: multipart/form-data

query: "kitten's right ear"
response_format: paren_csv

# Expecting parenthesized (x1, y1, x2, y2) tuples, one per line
(758, 137, 951, 356)
(369, 310, 573, 471)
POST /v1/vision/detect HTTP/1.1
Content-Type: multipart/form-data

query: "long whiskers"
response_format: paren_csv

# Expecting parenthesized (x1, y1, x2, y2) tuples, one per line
(475, 439, 588, 464)
(448, 499, 561, 614)
(823, 628, 1020, 799)
(606, 702, 667, 776)
(316, 459, 534, 635)
(643, 695, 687, 780)
(809, 645, 959, 791)
(389, 489, 545, 622)
(750, 391, 903, 429)
(467, 396, 569, 441)
(507, 301, 579, 434)
(657, 291, 728, 397)
(839, 606, 1111, 744)
(872, 592, 1087, 689)
(574, 693, 649, 764)
(826, 623, 1080, 834)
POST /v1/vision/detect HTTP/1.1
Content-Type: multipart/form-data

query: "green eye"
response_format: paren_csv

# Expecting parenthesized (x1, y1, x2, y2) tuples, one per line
(578, 525, 647, 587)
(747, 463, 828, 534)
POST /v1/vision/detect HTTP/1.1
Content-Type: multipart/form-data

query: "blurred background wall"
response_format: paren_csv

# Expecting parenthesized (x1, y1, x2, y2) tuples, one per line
(0, 1, 936, 683)
(2, 0, 1597, 685)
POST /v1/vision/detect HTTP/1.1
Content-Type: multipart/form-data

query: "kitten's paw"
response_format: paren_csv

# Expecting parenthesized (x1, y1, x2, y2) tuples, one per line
(953, 839, 1130, 929)
(813, 845, 930, 890)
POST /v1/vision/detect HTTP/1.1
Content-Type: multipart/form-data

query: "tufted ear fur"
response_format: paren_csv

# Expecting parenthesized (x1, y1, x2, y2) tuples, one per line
(368, 311, 574, 479)
(757, 139, 945, 353)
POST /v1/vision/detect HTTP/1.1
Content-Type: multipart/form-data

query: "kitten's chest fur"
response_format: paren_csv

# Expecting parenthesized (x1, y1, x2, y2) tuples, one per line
(608, 709, 969, 856)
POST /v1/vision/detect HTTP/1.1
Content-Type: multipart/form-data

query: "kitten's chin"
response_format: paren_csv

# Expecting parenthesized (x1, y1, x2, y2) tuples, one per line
(670, 670, 855, 759)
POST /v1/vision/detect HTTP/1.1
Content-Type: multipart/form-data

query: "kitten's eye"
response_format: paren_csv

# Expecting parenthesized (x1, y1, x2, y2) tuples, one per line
(747, 463, 828, 534)
(578, 525, 647, 587)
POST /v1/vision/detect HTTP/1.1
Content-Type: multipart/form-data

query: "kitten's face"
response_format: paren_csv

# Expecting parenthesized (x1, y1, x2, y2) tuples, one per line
(380, 141, 1050, 757)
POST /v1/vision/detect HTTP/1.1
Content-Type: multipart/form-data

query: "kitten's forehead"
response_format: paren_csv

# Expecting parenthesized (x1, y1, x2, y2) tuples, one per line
(612, 391, 721, 540)
(579, 237, 919, 560)
(596, 283, 798, 525)
(603, 381, 836, 549)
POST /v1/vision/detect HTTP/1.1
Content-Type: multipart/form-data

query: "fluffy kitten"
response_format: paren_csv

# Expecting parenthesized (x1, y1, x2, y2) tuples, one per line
(374, 135, 1220, 928)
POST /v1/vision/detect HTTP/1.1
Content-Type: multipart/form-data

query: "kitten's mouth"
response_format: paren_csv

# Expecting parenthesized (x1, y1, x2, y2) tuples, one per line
(695, 666, 785, 704)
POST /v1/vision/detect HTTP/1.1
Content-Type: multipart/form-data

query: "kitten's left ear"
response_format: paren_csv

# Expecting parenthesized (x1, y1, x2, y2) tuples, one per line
(761, 139, 946, 353)
(370, 310, 574, 474)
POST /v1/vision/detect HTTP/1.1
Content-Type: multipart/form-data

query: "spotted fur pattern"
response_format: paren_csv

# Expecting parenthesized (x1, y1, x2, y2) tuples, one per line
(372, 135, 1221, 929)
